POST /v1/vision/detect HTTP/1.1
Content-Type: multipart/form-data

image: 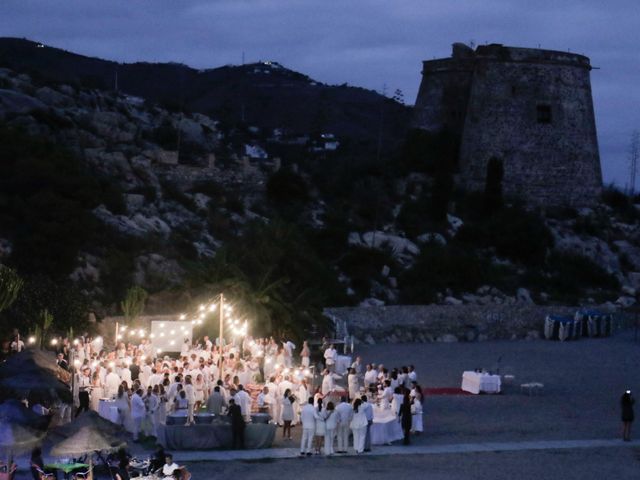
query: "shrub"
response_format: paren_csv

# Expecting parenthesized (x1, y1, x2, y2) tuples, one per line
(399, 245, 487, 303)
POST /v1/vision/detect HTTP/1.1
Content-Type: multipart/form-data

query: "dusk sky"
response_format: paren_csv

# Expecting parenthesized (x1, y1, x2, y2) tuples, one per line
(1, 0, 638, 186)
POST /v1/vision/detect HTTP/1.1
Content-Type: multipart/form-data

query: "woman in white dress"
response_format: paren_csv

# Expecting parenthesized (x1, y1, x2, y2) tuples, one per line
(347, 368, 359, 401)
(323, 401, 338, 456)
(90, 371, 103, 411)
(300, 341, 310, 368)
(281, 389, 295, 440)
(313, 397, 326, 454)
(184, 376, 196, 425)
(114, 385, 130, 428)
(411, 393, 423, 434)
(194, 374, 205, 411)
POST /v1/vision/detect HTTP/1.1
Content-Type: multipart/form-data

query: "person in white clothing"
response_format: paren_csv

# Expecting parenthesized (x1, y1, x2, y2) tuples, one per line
(313, 398, 326, 454)
(321, 370, 342, 396)
(335, 396, 353, 453)
(299, 397, 316, 455)
(130, 389, 146, 441)
(324, 345, 337, 372)
(411, 396, 423, 434)
(347, 368, 359, 401)
(323, 401, 339, 455)
(144, 387, 160, 437)
(104, 368, 121, 399)
(234, 385, 252, 420)
(364, 364, 378, 391)
(300, 341, 310, 368)
(350, 399, 368, 454)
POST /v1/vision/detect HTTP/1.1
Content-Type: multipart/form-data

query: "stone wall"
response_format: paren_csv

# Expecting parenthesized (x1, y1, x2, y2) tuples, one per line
(413, 43, 602, 208)
(324, 304, 607, 344)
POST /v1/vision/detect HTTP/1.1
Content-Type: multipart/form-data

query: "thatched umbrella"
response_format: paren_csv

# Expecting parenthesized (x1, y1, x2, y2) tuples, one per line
(50, 426, 125, 480)
(49, 411, 124, 441)
(0, 399, 50, 430)
(0, 350, 71, 384)
(0, 421, 45, 468)
(0, 371, 72, 403)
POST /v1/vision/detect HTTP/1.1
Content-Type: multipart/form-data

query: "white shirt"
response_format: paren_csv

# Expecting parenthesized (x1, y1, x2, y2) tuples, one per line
(131, 393, 146, 419)
(300, 403, 316, 429)
(335, 401, 353, 425)
(235, 390, 251, 416)
(324, 347, 336, 365)
(105, 372, 121, 398)
(162, 463, 180, 477)
(364, 369, 378, 387)
(321, 373, 341, 395)
(10, 340, 24, 352)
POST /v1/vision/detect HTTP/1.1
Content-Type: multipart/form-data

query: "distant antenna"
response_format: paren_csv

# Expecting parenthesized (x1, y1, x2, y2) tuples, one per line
(629, 130, 640, 196)
(242, 51, 245, 65)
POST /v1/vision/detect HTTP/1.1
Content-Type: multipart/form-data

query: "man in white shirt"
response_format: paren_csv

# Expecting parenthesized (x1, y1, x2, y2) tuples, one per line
(10, 335, 24, 353)
(364, 364, 378, 390)
(299, 397, 316, 455)
(234, 385, 252, 420)
(161, 454, 180, 480)
(257, 386, 273, 415)
(335, 396, 353, 453)
(148, 368, 163, 388)
(104, 368, 121, 399)
(361, 395, 374, 452)
(321, 369, 342, 396)
(130, 389, 146, 441)
(324, 344, 337, 372)
(351, 356, 363, 375)
(283, 340, 295, 368)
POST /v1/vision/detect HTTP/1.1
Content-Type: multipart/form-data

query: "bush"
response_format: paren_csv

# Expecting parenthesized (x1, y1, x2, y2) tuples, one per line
(457, 207, 553, 266)
(399, 245, 488, 303)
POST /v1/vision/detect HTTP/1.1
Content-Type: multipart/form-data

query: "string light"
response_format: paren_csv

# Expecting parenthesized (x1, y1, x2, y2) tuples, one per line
(121, 326, 127, 332)
(179, 314, 186, 320)
(28, 336, 36, 345)
(51, 339, 58, 346)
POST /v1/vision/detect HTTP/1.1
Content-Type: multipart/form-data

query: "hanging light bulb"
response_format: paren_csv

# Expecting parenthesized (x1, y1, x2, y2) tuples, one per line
(179, 314, 186, 320)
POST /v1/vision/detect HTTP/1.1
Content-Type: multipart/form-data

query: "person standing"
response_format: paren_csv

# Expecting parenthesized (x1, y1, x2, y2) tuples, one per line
(131, 388, 146, 442)
(228, 399, 245, 449)
(399, 392, 412, 445)
(206, 386, 227, 416)
(350, 399, 368, 454)
(184, 376, 196, 425)
(76, 367, 92, 417)
(335, 396, 353, 453)
(324, 344, 337, 372)
(282, 390, 295, 440)
(411, 393, 423, 435)
(324, 401, 338, 456)
(621, 390, 635, 441)
(300, 397, 316, 456)
(361, 395, 374, 452)
(300, 341, 310, 368)
(313, 398, 326, 454)
(348, 368, 359, 401)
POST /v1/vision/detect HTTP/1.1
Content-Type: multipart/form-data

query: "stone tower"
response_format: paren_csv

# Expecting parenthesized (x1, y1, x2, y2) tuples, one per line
(413, 43, 602, 207)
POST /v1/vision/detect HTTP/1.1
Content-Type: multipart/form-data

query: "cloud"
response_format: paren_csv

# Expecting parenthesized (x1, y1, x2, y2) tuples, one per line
(0, 0, 638, 184)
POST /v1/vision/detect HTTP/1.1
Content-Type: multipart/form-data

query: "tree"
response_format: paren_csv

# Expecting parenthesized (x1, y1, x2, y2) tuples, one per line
(392, 89, 405, 105)
(120, 286, 148, 324)
(0, 264, 23, 314)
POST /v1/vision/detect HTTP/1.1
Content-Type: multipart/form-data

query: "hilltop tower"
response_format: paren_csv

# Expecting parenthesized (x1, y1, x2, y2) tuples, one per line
(413, 43, 602, 207)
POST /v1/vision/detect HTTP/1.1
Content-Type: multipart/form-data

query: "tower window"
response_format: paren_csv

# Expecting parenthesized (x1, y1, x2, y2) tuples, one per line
(536, 104, 552, 124)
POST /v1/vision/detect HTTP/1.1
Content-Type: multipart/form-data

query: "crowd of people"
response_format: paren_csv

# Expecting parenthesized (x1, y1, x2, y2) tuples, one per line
(5, 329, 426, 453)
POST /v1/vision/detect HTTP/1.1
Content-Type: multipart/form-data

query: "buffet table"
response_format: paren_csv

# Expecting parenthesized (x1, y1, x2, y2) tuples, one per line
(97, 398, 134, 432)
(156, 422, 276, 450)
(461, 371, 501, 394)
(335, 355, 352, 375)
(370, 406, 403, 445)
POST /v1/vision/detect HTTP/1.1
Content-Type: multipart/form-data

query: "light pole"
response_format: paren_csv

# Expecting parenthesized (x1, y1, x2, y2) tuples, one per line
(218, 293, 224, 380)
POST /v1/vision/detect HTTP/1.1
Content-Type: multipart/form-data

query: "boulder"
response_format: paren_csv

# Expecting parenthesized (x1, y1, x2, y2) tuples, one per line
(364, 334, 376, 345)
(437, 334, 459, 343)
(416, 232, 447, 246)
(615, 296, 636, 308)
(627, 272, 640, 290)
(516, 288, 535, 304)
(359, 298, 385, 307)
(361, 231, 420, 257)
(621, 285, 637, 297)
(525, 330, 541, 341)
(444, 296, 463, 305)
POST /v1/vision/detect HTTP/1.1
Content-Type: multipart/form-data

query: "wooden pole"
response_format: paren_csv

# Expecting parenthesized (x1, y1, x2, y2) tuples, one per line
(218, 293, 224, 380)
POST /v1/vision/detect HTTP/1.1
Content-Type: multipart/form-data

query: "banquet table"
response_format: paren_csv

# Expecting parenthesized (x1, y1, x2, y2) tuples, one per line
(335, 355, 352, 375)
(461, 371, 501, 394)
(156, 422, 276, 450)
(166, 412, 216, 425)
(98, 398, 119, 423)
(370, 406, 403, 445)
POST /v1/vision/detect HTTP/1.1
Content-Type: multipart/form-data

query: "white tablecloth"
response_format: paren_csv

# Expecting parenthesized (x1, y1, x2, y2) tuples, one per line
(461, 371, 501, 394)
(335, 355, 352, 375)
(98, 399, 119, 423)
(370, 406, 404, 445)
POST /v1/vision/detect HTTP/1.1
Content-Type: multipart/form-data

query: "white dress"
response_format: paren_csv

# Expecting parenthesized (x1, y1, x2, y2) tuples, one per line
(411, 398, 423, 433)
(314, 409, 326, 436)
(282, 397, 295, 422)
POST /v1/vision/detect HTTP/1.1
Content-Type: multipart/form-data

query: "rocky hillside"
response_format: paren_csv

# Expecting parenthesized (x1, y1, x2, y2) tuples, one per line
(0, 38, 411, 148)
(0, 43, 639, 326)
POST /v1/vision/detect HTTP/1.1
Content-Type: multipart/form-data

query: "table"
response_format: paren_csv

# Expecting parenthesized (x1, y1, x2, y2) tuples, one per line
(45, 463, 89, 479)
(461, 371, 501, 394)
(98, 398, 119, 423)
(156, 422, 276, 450)
(166, 412, 216, 425)
(370, 406, 403, 445)
(335, 355, 352, 375)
